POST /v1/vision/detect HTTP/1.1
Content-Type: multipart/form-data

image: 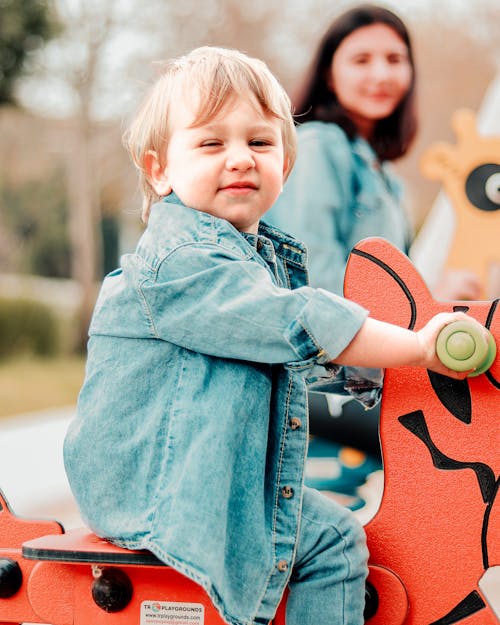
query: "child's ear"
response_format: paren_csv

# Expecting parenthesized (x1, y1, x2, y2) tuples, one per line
(144, 150, 172, 196)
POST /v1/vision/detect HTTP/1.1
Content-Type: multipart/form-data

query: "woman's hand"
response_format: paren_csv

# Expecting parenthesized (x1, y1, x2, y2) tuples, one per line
(433, 269, 482, 301)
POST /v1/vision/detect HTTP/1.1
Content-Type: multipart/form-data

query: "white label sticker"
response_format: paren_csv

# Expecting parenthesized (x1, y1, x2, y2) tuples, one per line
(141, 601, 205, 625)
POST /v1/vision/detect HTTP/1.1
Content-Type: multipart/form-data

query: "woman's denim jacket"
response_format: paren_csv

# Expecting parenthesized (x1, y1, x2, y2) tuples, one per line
(64, 194, 367, 625)
(267, 121, 412, 295)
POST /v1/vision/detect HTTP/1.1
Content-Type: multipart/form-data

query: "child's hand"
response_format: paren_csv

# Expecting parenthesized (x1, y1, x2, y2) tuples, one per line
(416, 312, 491, 378)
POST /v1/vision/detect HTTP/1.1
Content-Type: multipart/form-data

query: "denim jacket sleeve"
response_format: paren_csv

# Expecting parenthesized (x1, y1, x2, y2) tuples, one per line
(138, 239, 368, 366)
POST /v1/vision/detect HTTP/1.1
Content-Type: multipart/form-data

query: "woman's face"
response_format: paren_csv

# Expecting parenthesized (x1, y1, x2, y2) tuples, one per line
(329, 22, 412, 139)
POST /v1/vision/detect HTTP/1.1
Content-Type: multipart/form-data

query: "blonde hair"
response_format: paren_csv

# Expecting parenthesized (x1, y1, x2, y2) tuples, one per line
(123, 46, 297, 222)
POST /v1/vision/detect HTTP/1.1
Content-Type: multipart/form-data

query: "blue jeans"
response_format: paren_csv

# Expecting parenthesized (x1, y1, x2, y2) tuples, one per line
(286, 487, 369, 625)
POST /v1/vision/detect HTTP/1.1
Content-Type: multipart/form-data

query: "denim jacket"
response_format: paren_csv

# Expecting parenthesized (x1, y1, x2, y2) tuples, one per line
(64, 194, 367, 625)
(267, 121, 412, 295)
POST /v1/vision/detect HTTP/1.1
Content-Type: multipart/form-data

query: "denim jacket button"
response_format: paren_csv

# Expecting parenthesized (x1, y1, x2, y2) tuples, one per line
(290, 417, 302, 430)
(277, 560, 289, 572)
(281, 486, 294, 499)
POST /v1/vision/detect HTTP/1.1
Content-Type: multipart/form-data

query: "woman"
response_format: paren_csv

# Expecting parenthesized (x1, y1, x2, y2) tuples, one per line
(267, 4, 416, 295)
(267, 5, 479, 505)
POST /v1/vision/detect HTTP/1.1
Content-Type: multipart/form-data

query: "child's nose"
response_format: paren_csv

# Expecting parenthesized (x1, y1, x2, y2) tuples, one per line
(226, 145, 255, 170)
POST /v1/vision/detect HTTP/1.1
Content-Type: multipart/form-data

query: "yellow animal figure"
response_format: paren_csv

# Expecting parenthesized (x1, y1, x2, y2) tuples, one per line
(420, 109, 500, 299)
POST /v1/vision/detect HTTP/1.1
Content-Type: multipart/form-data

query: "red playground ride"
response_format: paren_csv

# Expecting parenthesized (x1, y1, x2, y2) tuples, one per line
(0, 238, 498, 625)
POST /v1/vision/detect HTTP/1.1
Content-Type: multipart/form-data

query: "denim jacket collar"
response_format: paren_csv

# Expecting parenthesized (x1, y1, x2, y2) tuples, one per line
(160, 192, 309, 269)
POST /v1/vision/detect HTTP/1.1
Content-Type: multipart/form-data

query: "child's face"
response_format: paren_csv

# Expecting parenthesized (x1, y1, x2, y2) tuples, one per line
(147, 93, 288, 234)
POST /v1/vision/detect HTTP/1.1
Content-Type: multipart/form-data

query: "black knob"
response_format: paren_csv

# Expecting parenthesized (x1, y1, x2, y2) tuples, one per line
(0, 558, 22, 598)
(364, 580, 379, 620)
(91, 567, 133, 612)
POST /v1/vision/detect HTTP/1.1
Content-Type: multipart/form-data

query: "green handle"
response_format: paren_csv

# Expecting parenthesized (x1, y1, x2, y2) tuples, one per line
(436, 320, 496, 376)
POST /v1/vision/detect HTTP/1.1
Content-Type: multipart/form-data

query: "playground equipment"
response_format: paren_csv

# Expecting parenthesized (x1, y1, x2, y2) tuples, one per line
(0, 238, 498, 625)
(417, 108, 500, 300)
(345, 238, 499, 625)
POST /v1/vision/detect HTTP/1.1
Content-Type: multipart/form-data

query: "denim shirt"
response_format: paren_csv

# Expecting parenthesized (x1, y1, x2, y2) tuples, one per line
(267, 121, 412, 295)
(64, 194, 368, 625)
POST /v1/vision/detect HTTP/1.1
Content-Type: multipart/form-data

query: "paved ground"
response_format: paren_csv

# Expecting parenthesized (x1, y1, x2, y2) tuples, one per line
(0, 405, 83, 529)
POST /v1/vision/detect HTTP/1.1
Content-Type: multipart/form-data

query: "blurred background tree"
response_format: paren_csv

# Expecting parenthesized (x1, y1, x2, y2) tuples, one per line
(0, 0, 59, 104)
(0, 168, 69, 277)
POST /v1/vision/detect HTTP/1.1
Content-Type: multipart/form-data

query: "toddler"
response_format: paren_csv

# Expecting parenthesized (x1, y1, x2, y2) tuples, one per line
(64, 46, 480, 625)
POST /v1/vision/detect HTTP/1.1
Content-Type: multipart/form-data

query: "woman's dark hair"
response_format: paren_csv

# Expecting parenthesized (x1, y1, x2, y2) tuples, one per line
(293, 4, 417, 160)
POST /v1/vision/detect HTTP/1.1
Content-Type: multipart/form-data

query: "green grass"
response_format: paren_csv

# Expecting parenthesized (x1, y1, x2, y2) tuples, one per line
(0, 354, 86, 418)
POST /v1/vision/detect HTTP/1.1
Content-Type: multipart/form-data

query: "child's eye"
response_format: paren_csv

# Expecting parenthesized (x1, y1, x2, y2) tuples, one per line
(250, 139, 273, 147)
(200, 140, 222, 147)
